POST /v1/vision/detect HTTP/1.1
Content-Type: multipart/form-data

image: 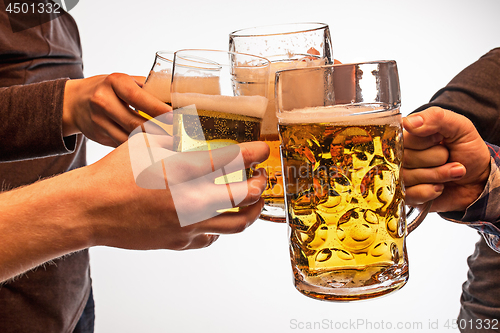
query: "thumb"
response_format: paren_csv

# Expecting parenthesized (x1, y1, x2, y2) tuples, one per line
(404, 107, 476, 143)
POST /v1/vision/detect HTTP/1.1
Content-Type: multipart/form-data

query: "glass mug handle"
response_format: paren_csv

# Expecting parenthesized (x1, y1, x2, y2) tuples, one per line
(406, 201, 433, 234)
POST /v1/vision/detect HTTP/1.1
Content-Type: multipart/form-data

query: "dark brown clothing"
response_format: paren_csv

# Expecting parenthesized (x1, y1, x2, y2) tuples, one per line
(415, 47, 500, 330)
(0, 4, 91, 333)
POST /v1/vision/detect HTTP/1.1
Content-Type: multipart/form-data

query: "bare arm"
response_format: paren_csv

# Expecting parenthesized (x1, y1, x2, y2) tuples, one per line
(0, 140, 269, 282)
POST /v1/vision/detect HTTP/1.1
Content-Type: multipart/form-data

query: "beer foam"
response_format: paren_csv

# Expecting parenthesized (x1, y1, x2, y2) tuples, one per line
(277, 105, 401, 125)
(172, 75, 221, 95)
(172, 92, 268, 119)
(261, 58, 327, 135)
(143, 70, 172, 103)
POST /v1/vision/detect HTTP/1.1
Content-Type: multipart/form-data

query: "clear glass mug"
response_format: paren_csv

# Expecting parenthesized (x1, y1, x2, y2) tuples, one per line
(275, 61, 430, 301)
(229, 23, 333, 222)
(170, 49, 270, 213)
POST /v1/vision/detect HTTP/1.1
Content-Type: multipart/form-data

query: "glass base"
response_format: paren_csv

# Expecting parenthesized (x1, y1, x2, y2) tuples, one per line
(293, 264, 409, 302)
(294, 277, 407, 302)
(260, 200, 286, 222)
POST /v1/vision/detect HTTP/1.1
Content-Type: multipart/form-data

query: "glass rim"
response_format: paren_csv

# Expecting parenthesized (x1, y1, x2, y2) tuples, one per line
(275, 60, 401, 118)
(275, 59, 398, 76)
(173, 49, 271, 70)
(155, 50, 175, 62)
(229, 22, 329, 38)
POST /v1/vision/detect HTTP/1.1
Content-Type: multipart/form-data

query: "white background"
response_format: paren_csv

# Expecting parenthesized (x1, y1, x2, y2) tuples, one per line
(70, 1, 500, 332)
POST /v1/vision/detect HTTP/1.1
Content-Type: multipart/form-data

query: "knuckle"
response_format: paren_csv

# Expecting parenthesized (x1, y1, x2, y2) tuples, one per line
(106, 72, 124, 83)
(90, 88, 108, 108)
(428, 106, 445, 120)
(248, 180, 265, 201)
(127, 117, 144, 133)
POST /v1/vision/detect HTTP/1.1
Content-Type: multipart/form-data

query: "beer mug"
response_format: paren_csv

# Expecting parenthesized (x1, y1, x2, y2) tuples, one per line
(171, 49, 270, 211)
(275, 61, 430, 301)
(229, 23, 333, 222)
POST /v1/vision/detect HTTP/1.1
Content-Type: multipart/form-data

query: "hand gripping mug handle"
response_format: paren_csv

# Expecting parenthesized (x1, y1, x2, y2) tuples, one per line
(406, 201, 433, 235)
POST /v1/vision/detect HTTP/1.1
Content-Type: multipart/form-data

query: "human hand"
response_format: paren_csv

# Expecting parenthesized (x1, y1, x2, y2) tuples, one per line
(62, 73, 171, 147)
(403, 107, 491, 212)
(84, 139, 270, 250)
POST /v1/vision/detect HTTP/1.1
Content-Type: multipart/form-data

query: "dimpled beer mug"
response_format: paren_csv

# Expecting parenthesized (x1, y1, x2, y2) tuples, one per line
(229, 23, 333, 222)
(275, 61, 430, 301)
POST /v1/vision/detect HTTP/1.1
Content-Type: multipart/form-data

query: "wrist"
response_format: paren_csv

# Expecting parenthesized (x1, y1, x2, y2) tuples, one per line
(62, 79, 82, 137)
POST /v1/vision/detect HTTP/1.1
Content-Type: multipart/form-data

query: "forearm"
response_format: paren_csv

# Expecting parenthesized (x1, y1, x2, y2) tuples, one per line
(0, 168, 94, 282)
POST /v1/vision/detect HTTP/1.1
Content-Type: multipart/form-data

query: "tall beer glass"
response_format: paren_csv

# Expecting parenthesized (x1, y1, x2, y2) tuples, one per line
(229, 23, 333, 222)
(138, 51, 174, 134)
(276, 61, 429, 301)
(143, 51, 174, 106)
(171, 49, 270, 204)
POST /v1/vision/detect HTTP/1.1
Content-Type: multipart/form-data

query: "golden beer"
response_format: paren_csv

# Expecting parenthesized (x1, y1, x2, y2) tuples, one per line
(229, 22, 333, 221)
(173, 93, 267, 186)
(171, 49, 269, 212)
(173, 108, 261, 151)
(257, 58, 327, 220)
(279, 105, 407, 301)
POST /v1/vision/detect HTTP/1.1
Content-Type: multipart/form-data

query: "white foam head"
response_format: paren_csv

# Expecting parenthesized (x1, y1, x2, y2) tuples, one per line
(277, 104, 401, 125)
(172, 92, 268, 119)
